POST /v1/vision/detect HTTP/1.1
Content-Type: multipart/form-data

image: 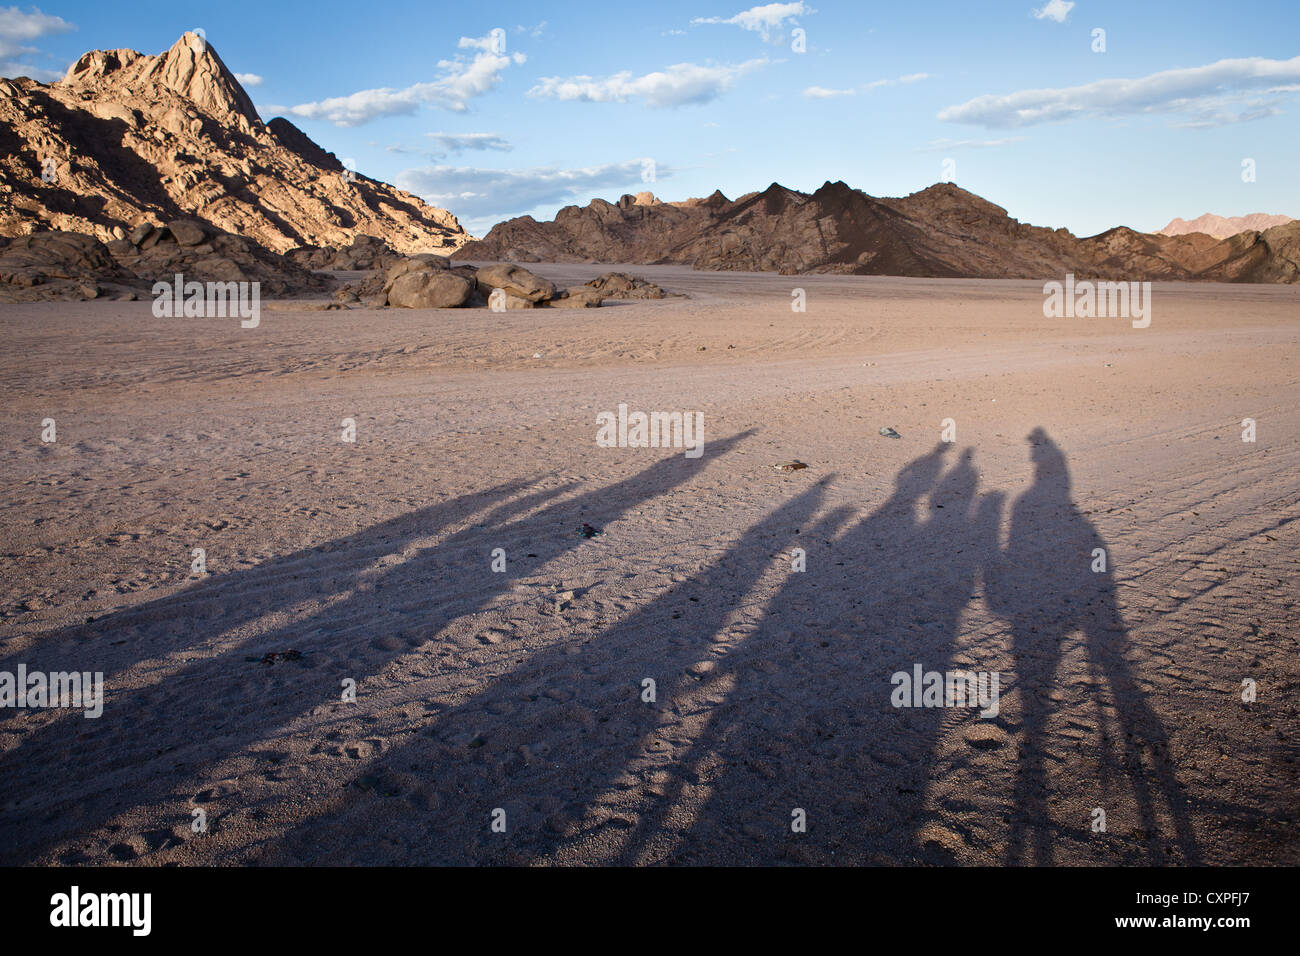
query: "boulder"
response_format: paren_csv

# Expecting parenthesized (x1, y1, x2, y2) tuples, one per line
(474, 263, 556, 302)
(140, 225, 170, 249)
(583, 272, 668, 299)
(587, 272, 636, 294)
(500, 292, 536, 309)
(167, 219, 209, 246)
(188, 256, 245, 282)
(448, 264, 479, 284)
(128, 223, 155, 246)
(548, 288, 604, 308)
(335, 271, 385, 302)
(386, 270, 474, 309)
(383, 254, 450, 285)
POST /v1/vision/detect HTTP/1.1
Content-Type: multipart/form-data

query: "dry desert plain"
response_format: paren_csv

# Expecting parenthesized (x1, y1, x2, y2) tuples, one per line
(0, 264, 1297, 865)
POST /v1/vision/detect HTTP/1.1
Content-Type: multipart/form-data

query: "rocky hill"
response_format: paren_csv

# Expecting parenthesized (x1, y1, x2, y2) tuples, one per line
(1159, 213, 1294, 240)
(457, 181, 1300, 283)
(0, 32, 466, 255)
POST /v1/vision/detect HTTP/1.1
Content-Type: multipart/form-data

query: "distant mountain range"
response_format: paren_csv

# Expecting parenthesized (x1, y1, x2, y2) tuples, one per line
(456, 184, 1300, 283)
(1159, 213, 1294, 240)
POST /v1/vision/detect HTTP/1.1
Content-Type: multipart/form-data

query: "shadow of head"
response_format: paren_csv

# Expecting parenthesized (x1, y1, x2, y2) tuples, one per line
(894, 442, 951, 495)
(1027, 427, 1068, 477)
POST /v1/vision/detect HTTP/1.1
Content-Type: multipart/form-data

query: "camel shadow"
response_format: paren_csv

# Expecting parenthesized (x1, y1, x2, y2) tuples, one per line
(0, 433, 751, 863)
(985, 428, 1200, 864)
(0, 428, 1200, 865)
(264, 432, 1199, 865)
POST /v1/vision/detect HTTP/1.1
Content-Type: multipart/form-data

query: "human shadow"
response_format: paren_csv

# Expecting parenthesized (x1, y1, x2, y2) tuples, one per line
(985, 428, 1201, 865)
(265, 433, 1200, 864)
(265, 443, 1002, 864)
(608, 433, 1197, 864)
(599, 443, 1004, 864)
(0, 433, 751, 864)
(2, 427, 1201, 865)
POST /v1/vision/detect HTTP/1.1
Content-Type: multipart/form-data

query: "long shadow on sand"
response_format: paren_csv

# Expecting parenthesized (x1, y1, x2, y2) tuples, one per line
(0, 432, 752, 863)
(985, 429, 1201, 864)
(1, 428, 1200, 865)
(263, 431, 1200, 865)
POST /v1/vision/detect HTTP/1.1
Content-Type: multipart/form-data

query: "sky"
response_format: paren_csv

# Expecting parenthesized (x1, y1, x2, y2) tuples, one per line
(3, 0, 1298, 237)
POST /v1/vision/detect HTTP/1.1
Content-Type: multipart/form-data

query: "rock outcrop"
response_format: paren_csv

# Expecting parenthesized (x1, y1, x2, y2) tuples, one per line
(0, 33, 467, 255)
(0, 232, 141, 302)
(582, 272, 670, 299)
(336, 260, 674, 310)
(457, 181, 1300, 283)
(287, 235, 403, 272)
(0, 220, 328, 302)
(109, 219, 328, 295)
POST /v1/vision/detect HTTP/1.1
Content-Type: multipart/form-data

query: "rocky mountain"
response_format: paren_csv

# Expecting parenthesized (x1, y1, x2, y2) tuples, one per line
(457, 181, 1300, 283)
(0, 32, 466, 255)
(1159, 213, 1294, 240)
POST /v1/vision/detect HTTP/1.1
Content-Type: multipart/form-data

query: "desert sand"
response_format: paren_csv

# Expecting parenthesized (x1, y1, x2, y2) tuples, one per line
(0, 266, 1296, 865)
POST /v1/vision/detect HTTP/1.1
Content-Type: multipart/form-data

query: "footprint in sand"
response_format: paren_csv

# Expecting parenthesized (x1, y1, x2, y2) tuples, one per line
(344, 738, 384, 760)
(192, 780, 240, 803)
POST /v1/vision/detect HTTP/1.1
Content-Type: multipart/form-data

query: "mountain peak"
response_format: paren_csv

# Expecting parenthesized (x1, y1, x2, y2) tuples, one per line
(147, 32, 260, 125)
(63, 31, 260, 129)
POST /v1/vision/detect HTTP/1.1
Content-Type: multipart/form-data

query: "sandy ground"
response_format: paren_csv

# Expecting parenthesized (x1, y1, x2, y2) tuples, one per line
(0, 265, 1296, 866)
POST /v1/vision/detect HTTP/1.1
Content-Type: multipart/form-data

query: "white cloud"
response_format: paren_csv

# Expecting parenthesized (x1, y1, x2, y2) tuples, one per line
(804, 73, 931, 97)
(457, 33, 502, 53)
(0, 5, 70, 40)
(397, 159, 672, 231)
(1172, 98, 1284, 129)
(938, 55, 1300, 128)
(803, 85, 853, 98)
(919, 137, 1027, 151)
(1031, 1, 1074, 23)
(287, 33, 526, 126)
(692, 2, 813, 42)
(530, 59, 766, 108)
(235, 72, 263, 87)
(425, 132, 513, 154)
(0, 6, 74, 81)
(385, 133, 514, 160)
(864, 72, 931, 89)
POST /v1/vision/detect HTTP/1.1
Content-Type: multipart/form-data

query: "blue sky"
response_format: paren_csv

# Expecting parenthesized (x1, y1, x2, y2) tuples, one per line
(5, 0, 1298, 236)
